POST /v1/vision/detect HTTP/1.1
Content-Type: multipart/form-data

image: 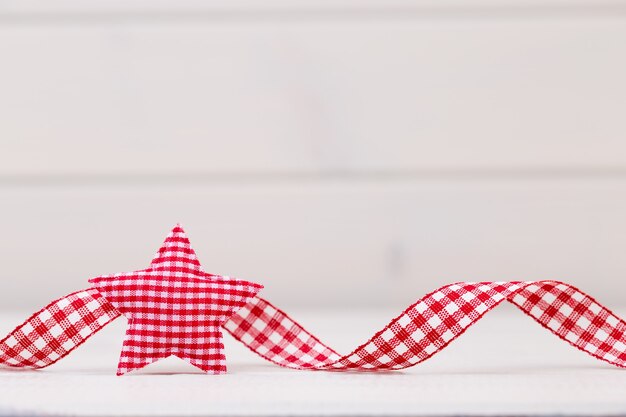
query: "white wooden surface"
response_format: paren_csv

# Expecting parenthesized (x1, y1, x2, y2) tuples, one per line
(2, 179, 626, 309)
(1, 0, 626, 310)
(1, 15, 626, 175)
(1, 305, 626, 416)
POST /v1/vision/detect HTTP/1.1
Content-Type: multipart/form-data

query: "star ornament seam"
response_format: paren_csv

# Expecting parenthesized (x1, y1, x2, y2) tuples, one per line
(88, 224, 263, 375)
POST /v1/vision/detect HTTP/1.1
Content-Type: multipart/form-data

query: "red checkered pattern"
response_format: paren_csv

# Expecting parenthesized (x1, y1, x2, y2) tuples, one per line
(89, 225, 263, 375)
(225, 281, 626, 370)
(0, 288, 119, 369)
(224, 296, 341, 368)
(1, 228, 625, 375)
(510, 281, 626, 366)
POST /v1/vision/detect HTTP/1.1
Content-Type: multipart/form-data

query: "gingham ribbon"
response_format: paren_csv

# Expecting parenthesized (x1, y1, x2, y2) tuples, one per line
(1, 229, 625, 374)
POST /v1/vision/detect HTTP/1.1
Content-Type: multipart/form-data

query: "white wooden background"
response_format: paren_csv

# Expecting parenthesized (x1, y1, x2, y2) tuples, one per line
(1, 0, 626, 310)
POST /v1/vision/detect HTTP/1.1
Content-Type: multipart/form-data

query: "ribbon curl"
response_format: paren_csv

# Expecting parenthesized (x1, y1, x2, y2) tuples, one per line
(2, 281, 625, 371)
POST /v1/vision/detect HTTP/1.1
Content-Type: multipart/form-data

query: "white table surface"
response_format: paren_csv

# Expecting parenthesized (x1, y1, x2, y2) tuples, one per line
(1, 304, 626, 416)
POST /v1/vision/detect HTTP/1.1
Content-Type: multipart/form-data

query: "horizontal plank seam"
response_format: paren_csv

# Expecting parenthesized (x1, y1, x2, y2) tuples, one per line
(2, 169, 626, 186)
(1, 4, 626, 24)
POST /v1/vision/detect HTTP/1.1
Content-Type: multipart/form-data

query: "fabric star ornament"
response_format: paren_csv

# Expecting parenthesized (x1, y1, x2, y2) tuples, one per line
(89, 225, 262, 375)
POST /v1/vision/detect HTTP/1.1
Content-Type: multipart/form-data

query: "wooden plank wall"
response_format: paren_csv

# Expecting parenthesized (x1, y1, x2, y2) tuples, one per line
(1, 0, 626, 309)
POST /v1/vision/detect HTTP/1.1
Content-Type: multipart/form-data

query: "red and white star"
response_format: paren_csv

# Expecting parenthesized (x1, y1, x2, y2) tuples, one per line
(89, 224, 262, 375)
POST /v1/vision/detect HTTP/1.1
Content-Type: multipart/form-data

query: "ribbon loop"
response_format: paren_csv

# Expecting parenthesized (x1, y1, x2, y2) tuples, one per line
(3, 281, 625, 373)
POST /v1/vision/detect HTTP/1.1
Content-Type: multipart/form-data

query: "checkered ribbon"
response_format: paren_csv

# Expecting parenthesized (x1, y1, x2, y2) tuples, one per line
(2, 281, 625, 372)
